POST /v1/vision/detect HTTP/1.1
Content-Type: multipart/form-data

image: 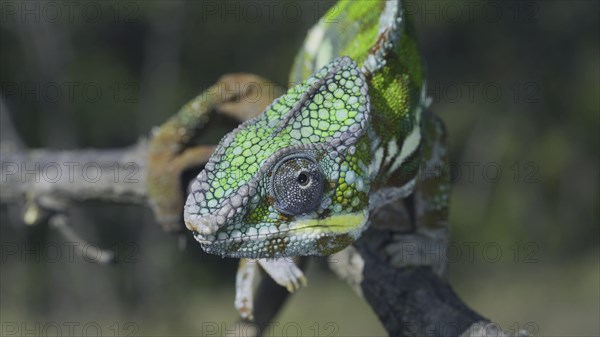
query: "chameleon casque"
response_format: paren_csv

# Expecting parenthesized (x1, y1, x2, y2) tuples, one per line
(183, 0, 449, 320)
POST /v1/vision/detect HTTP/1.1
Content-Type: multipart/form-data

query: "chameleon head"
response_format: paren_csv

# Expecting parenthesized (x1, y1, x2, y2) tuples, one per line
(184, 57, 373, 258)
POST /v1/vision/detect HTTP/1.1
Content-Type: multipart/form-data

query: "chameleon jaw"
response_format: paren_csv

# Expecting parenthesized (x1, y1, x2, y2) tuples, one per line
(191, 211, 369, 258)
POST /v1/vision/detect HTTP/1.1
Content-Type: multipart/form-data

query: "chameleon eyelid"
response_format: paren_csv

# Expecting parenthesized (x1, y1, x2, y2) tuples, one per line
(268, 153, 318, 181)
(268, 152, 326, 216)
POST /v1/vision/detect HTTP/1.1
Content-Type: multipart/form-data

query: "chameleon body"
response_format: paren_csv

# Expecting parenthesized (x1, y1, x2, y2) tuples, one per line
(183, 0, 449, 319)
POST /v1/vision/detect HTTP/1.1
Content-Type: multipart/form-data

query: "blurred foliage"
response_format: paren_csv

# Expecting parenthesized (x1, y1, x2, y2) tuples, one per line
(1, 0, 598, 335)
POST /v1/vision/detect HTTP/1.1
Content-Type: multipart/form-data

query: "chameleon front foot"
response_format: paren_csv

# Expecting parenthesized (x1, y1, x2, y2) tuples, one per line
(258, 258, 307, 292)
(235, 258, 307, 321)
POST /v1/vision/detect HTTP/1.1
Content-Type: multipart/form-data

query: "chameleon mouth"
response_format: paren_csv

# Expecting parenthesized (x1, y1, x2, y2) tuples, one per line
(192, 211, 368, 258)
(193, 226, 325, 245)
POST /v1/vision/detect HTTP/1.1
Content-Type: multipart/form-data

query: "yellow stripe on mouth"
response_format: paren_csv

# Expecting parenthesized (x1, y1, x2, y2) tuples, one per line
(290, 211, 368, 233)
(196, 211, 368, 245)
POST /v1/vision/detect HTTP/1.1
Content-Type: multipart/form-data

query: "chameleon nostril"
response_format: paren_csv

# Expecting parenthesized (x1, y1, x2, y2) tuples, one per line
(184, 214, 219, 236)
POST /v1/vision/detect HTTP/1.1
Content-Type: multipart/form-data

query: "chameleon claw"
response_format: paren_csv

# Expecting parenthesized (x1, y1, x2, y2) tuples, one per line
(258, 258, 307, 293)
(299, 275, 308, 288)
(286, 273, 307, 293)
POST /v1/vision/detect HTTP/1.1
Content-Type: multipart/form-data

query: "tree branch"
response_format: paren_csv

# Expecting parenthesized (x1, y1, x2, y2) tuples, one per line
(0, 82, 529, 337)
(1, 142, 149, 206)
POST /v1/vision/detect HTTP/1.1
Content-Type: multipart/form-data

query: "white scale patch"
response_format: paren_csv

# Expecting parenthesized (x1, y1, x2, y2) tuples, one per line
(389, 111, 422, 174)
(370, 147, 385, 178)
(305, 25, 325, 57)
(304, 25, 333, 70)
(316, 41, 334, 70)
(384, 139, 399, 167)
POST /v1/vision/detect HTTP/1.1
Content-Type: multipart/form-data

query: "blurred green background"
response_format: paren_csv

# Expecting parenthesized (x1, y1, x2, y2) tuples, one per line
(1, 1, 598, 336)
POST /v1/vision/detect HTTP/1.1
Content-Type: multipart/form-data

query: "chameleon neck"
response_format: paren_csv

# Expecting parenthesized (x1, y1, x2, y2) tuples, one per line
(365, 15, 425, 199)
(367, 30, 423, 189)
(290, 0, 426, 202)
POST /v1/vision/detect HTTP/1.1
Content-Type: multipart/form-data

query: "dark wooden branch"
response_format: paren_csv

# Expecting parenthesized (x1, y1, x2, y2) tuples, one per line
(357, 229, 485, 337)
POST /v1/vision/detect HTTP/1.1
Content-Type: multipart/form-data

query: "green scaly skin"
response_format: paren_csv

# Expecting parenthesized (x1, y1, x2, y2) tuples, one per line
(183, 0, 450, 319)
(185, 57, 372, 257)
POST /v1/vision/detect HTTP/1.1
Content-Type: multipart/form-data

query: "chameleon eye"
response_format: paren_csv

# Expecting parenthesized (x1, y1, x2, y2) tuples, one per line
(271, 155, 324, 215)
(297, 172, 309, 185)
